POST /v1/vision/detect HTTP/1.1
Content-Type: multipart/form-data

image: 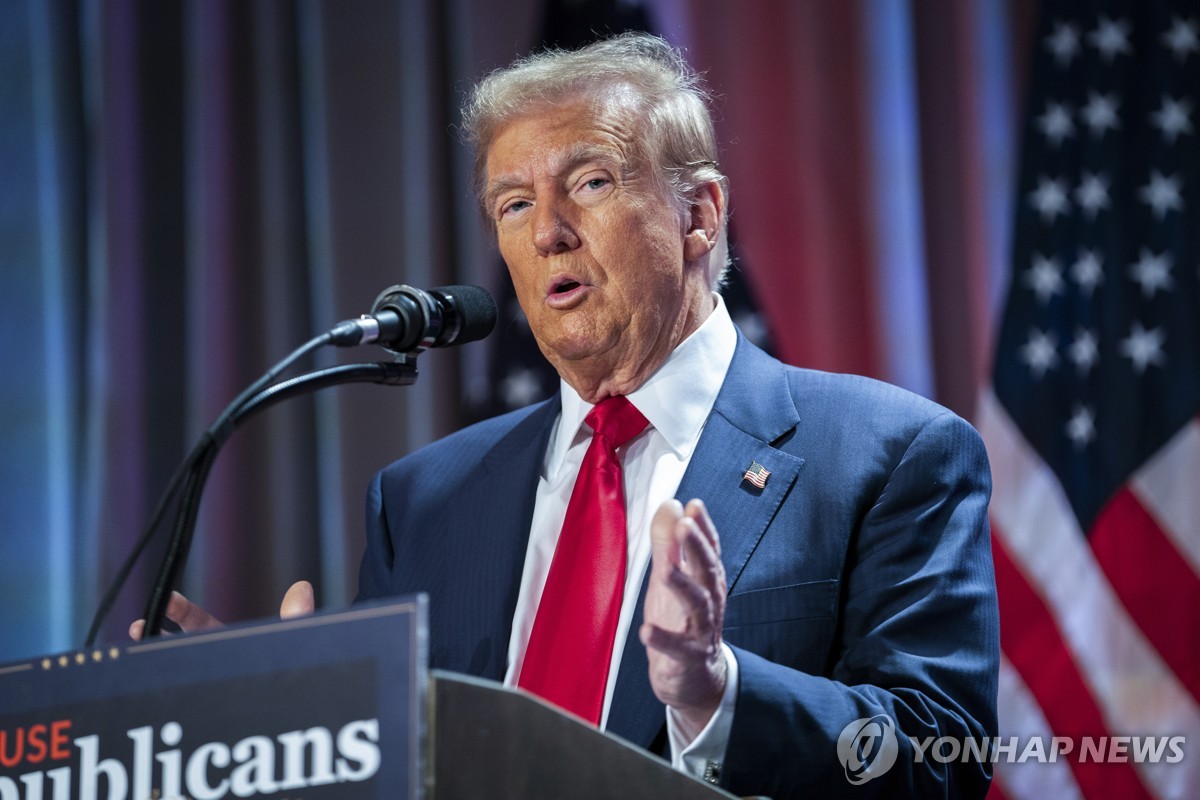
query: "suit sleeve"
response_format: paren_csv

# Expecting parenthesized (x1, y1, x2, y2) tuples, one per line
(719, 410, 999, 799)
(356, 470, 395, 602)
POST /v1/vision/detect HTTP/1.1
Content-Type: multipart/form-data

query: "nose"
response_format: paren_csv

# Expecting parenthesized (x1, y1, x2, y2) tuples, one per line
(531, 197, 580, 256)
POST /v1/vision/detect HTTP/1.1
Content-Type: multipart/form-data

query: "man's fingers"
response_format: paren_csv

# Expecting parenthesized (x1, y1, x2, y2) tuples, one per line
(675, 515, 726, 609)
(281, 580, 316, 620)
(639, 621, 710, 659)
(684, 498, 720, 557)
(130, 582, 314, 641)
(646, 500, 727, 633)
(650, 499, 685, 561)
(130, 592, 219, 639)
(167, 591, 223, 632)
(668, 532, 726, 648)
(665, 562, 713, 620)
(642, 499, 729, 727)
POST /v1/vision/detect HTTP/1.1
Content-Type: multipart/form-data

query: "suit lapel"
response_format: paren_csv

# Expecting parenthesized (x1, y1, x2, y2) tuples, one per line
(432, 396, 560, 681)
(606, 336, 805, 747)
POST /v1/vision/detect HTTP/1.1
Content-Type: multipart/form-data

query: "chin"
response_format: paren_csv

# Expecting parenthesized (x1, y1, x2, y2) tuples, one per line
(536, 329, 618, 369)
(533, 316, 602, 355)
(542, 340, 601, 365)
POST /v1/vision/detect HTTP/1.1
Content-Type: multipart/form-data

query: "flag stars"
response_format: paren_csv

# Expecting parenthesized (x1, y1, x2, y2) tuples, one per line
(1029, 176, 1071, 222)
(1071, 249, 1105, 296)
(1119, 322, 1167, 373)
(1037, 101, 1076, 146)
(1020, 329, 1060, 378)
(1139, 171, 1183, 220)
(1074, 172, 1110, 218)
(1150, 96, 1193, 144)
(1065, 404, 1097, 449)
(1128, 248, 1175, 298)
(1025, 255, 1065, 304)
(1068, 328, 1099, 375)
(1089, 16, 1133, 61)
(1162, 16, 1199, 62)
(1081, 92, 1121, 137)
(1045, 21, 1082, 67)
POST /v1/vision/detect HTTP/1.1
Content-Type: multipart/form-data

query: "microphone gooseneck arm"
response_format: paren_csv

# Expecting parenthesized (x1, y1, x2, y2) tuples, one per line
(86, 283, 496, 647)
(87, 329, 339, 647)
(138, 360, 417, 639)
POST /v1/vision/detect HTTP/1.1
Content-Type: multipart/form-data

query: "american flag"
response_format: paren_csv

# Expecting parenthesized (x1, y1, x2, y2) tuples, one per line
(742, 461, 770, 490)
(978, 2, 1200, 799)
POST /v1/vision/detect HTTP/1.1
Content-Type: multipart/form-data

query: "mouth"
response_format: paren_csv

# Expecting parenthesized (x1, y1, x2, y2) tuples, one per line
(544, 275, 591, 308)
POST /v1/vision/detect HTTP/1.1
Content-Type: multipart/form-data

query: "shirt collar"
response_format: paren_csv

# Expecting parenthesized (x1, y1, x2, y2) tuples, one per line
(548, 294, 738, 475)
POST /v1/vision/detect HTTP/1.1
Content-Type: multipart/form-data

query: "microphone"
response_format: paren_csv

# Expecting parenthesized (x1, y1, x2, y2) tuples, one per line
(330, 284, 498, 352)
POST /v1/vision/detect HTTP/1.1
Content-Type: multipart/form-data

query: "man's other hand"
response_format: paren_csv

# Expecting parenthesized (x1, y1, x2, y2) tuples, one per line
(129, 580, 315, 640)
(640, 499, 728, 740)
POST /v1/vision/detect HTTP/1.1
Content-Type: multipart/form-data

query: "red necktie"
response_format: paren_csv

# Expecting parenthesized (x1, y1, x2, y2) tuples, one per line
(518, 395, 649, 724)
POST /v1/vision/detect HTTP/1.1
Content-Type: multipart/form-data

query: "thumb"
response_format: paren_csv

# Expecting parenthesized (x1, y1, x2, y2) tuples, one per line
(280, 580, 315, 620)
(650, 499, 684, 566)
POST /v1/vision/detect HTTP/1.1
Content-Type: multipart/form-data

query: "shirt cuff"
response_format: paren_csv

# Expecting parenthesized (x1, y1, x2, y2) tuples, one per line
(665, 642, 739, 784)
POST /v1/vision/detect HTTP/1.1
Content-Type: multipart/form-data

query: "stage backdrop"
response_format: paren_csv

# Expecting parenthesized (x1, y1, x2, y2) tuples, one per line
(1, 0, 1030, 652)
(42, 5, 1200, 800)
(3, 0, 1022, 671)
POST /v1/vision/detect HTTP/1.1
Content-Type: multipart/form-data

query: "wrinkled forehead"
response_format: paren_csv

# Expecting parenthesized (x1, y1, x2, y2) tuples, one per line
(501, 87, 644, 143)
(482, 85, 654, 168)
(499, 98, 628, 151)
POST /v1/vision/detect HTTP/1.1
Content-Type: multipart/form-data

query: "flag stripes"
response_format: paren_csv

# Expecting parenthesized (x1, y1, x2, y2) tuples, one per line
(1129, 419, 1200, 576)
(991, 525, 1153, 799)
(982, 391, 1200, 798)
(1089, 486, 1200, 704)
(995, 656, 1085, 800)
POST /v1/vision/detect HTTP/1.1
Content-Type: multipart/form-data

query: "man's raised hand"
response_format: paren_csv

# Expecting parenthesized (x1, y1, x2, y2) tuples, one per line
(639, 499, 728, 740)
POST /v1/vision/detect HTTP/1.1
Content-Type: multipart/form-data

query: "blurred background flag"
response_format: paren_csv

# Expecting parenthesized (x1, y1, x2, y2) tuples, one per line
(979, 1, 1200, 797)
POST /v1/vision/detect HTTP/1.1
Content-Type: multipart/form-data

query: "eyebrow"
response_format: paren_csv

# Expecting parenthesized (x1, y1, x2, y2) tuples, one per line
(484, 141, 626, 211)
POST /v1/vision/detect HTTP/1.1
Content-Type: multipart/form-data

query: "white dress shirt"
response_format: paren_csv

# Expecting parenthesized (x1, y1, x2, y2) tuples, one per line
(503, 295, 740, 779)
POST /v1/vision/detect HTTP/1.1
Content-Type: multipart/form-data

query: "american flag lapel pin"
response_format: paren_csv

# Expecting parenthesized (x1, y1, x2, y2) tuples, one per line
(742, 461, 770, 489)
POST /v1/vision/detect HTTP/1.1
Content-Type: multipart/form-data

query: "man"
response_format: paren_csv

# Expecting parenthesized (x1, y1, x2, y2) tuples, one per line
(149, 33, 999, 798)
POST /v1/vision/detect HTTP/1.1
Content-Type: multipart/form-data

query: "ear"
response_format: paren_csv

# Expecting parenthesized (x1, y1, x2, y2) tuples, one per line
(683, 180, 725, 263)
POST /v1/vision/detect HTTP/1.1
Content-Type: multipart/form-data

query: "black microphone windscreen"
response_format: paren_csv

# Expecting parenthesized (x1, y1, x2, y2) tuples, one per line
(434, 285, 498, 345)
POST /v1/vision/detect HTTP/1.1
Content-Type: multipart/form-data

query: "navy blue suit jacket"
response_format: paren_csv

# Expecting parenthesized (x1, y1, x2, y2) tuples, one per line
(358, 335, 999, 799)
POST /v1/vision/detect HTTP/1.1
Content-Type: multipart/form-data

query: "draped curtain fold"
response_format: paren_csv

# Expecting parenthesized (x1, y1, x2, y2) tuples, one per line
(1, 0, 504, 651)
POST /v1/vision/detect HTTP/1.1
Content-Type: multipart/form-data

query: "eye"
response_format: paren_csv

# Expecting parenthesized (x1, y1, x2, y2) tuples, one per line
(579, 176, 610, 193)
(499, 198, 531, 219)
(572, 171, 613, 203)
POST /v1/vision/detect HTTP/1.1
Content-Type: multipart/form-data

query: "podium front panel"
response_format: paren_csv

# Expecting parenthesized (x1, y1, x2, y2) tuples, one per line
(0, 597, 427, 799)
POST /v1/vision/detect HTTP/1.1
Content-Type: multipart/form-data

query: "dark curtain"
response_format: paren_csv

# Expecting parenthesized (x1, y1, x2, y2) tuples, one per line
(0, 0, 541, 652)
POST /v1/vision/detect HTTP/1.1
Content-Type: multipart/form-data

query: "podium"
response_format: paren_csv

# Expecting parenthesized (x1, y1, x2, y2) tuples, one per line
(430, 671, 736, 799)
(0, 598, 737, 799)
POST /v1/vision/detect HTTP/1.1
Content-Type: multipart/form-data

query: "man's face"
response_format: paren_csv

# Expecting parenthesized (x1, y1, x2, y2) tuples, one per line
(484, 98, 716, 400)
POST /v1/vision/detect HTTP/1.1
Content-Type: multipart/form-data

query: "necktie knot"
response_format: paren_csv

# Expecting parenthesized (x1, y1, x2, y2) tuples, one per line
(585, 396, 648, 450)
